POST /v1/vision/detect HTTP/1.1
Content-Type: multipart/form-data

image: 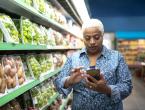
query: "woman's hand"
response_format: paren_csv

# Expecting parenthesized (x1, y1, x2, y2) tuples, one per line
(64, 66, 86, 88)
(85, 74, 111, 95)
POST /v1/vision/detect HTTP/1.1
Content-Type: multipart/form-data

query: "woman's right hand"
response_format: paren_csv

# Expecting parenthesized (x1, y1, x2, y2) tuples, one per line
(64, 67, 86, 88)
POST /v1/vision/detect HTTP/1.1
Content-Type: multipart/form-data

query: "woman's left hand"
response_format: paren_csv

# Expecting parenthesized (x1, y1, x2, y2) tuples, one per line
(85, 74, 111, 95)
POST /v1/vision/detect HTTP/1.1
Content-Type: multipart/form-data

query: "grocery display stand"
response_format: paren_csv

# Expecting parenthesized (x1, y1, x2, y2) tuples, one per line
(0, 0, 82, 109)
(0, 0, 81, 39)
(0, 68, 61, 106)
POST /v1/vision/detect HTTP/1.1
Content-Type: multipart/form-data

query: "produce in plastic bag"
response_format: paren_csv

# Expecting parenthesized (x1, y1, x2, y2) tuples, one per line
(2, 56, 18, 89)
(15, 56, 26, 85)
(32, 24, 45, 45)
(31, 87, 43, 108)
(21, 19, 34, 44)
(45, 2, 53, 19)
(31, 80, 57, 109)
(53, 53, 65, 68)
(27, 55, 41, 79)
(46, 28, 56, 46)
(0, 63, 6, 94)
(21, 56, 33, 80)
(33, 0, 46, 14)
(24, 0, 33, 6)
(39, 26, 48, 45)
(32, 23, 42, 45)
(36, 54, 53, 73)
(0, 14, 19, 43)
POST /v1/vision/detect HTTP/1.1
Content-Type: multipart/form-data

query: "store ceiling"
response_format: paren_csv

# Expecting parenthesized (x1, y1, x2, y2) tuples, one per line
(85, 0, 145, 32)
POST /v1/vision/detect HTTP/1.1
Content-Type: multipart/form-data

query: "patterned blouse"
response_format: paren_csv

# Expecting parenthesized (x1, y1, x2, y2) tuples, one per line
(54, 46, 132, 110)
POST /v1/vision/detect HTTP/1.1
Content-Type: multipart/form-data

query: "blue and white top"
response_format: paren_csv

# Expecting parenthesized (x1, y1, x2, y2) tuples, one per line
(54, 45, 132, 110)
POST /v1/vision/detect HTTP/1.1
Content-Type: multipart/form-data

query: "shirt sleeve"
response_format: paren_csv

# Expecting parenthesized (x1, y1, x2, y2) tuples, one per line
(53, 56, 72, 98)
(109, 53, 133, 104)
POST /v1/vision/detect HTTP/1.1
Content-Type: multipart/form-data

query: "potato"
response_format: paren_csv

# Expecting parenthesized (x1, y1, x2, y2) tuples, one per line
(9, 72, 15, 78)
(0, 78, 2, 87)
(7, 76, 13, 89)
(17, 67, 23, 78)
(0, 78, 6, 93)
(0, 64, 4, 77)
(12, 80, 16, 88)
(5, 59, 12, 66)
(9, 67, 17, 77)
(4, 64, 11, 75)
(18, 77, 24, 85)
(12, 76, 16, 88)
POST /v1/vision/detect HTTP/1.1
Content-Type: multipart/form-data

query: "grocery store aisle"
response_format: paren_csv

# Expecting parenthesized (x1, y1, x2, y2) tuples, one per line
(123, 75, 145, 110)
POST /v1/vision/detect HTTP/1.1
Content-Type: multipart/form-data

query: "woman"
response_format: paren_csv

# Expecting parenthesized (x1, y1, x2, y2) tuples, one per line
(54, 19, 132, 110)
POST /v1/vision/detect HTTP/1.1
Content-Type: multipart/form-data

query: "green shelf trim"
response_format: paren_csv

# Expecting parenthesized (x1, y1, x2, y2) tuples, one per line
(0, 43, 82, 51)
(0, 80, 39, 107)
(0, 69, 61, 107)
(48, 93, 59, 106)
(39, 68, 61, 82)
(0, 43, 47, 50)
(40, 93, 59, 110)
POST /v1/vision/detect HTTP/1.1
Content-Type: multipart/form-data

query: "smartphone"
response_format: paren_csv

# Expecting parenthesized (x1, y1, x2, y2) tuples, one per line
(86, 69, 100, 80)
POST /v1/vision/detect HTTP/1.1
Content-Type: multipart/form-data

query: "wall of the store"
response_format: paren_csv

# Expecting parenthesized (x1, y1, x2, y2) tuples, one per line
(97, 17, 145, 32)
(116, 32, 145, 39)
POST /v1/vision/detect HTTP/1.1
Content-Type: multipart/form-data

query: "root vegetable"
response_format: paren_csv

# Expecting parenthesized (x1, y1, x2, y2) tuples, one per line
(0, 64, 4, 77)
(0, 78, 2, 87)
(17, 67, 23, 78)
(4, 65, 11, 75)
(19, 77, 24, 85)
(0, 78, 6, 93)
(10, 67, 17, 77)
(12, 80, 16, 88)
(7, 76, 13, 89)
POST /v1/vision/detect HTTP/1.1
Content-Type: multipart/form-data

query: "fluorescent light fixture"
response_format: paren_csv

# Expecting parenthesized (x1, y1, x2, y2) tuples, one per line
(71, 0, 90, 23)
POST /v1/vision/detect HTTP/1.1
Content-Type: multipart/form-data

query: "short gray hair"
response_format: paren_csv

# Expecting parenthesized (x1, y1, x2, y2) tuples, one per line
(82, 19, 104, 35)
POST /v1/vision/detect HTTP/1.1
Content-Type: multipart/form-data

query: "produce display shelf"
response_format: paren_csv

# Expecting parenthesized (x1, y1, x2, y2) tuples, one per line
(0, 43, 47, 50)
(0, 68, 61, 107)
(0, 0, 81, 40)
(0, 43, 82, 51)
(40, 92, 59, 110)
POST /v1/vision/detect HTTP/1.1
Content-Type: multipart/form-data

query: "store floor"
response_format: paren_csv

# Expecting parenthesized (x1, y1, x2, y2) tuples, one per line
(123, 75, 145, 110)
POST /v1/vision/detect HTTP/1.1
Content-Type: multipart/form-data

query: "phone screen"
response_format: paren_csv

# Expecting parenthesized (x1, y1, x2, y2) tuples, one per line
(86, 69, 100, 80)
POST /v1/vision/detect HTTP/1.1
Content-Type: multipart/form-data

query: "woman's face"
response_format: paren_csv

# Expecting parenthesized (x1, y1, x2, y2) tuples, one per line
(83, 27, 103, 55)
